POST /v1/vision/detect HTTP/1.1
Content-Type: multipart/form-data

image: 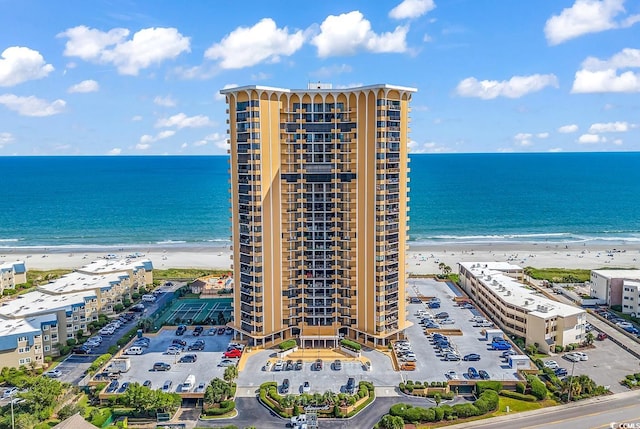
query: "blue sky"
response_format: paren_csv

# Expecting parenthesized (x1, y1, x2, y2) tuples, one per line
(0, 0, 639, 155)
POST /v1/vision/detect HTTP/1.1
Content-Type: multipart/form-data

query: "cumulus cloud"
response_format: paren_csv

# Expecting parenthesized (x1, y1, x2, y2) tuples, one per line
(558, 124, 579, 133)
(107, 147, 122, 155)
(58, 25, 190, 75)
(205, 18, 304, 69)
(155, 113, 212, 129)
(588, 121, 632, 132)
(455, 74, 559, 99)
(140, 130, 175, 144)
(311, 11, 409, 57)
(131, 115, 143, 121)
(136, 143, 150, 150)
(0, 94, 65, 116)
(191, 132, 228, 149)
(154, 95, 176, 107)
(0, 46, 54, 86)
(514, 133, 533, 146)
(309, 64, 353, 79)
(215, 83, 238, 101)
(408, 140, 452, 153)
(68, 79, 99, 93)
(0, 132, 14, 148)
(572, 48, 640, 93)
(544, 0, 640, 45)
(389, 0, 436, 19)
(537, 132, 550, 139)
(578, 133, 606, 143)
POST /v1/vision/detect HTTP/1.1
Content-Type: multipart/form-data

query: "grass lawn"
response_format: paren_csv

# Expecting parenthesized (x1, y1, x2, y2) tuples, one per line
(532, 353, 549, 360)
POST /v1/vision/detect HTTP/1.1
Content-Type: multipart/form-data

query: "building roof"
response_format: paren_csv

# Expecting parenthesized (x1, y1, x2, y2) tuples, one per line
(591, 269, 640, 280)
(52, 414, 98, 429)
(0, 289, 95, 318)
(459, 262, 585, 318)
(220, 83, 418, 94)
(37, 271, 127, 295)
(0, 260, 25, 273)
(77, 258, 153, 274)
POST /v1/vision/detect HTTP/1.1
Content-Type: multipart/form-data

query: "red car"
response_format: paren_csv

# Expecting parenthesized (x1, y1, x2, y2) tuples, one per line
(223, 349, 242, 358)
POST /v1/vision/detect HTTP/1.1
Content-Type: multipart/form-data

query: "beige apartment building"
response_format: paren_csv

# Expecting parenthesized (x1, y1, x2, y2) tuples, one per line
(458, 262, 586, 353)
(590, 269, 640, 313)
(0, 258, 153, 368)
(0, 260, 27, 294)
(221, 83, 415, 348)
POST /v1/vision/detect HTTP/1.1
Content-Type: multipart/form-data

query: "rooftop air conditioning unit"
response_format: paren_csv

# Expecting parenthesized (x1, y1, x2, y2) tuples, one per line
(492, 280, 498, 286)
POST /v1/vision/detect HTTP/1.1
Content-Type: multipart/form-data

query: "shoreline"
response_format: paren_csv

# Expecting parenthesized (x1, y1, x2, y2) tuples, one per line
(2, 241, 639, 273)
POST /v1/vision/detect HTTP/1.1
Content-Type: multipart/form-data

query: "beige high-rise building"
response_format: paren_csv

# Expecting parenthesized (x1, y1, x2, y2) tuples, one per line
(221, 83, 416, 348)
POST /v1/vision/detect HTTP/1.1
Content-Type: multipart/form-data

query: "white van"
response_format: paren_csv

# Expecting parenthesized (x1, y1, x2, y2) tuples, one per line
(142, 294, 156, 303)
(182, 374, 196, 392)
(124, 346, 143, 355)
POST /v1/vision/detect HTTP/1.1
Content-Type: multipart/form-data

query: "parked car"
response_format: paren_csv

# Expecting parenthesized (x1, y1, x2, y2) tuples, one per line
(501, 350, 517, 358)
(285, 360, 294, 371)
(492, 342, 511, 351)
(314, 359, 323, 370)
(193, 326, 204, 336)
(478, 370, 490, 380)
(463, 353, 481, 361)
(2, 387, 18, 398)
(440, 319, 455, 325)
(263, 361, 273, 371)
(118, 382, 130, 393)
(295, 359, 303, 371)
(188, 340, 205, 351)
(153, 362, 171, 371)
(573, 351, 588, 361)
(217, 327, 226, 335)
(161, 380, 173, 392)
(225, 327, 233, 335)
(302, 381, 311, 393)
(143, 380, 152, 388)
(435, 312, 450, 319)
(274, 360, 285, 371)
(444, 353, 461, 361)
(564, 353, 581, 362)
(219, 359, 236, 367)
(281, 378, 290, 394)
(555, 367, 568, 377)
(346, 377, 356, 394)
(165, 347, 181, 355)
(543, 360, 559, 369)
(224, 349, 242, 359)
(467, 367, 480, 379)
(195, 382, 206, 393)
(179, 354, 198, 363)
(597, 332, 608, 341)
(332, 359, 342, 370)
(172, 339, 187, 347)
(43, 369, 62, 378)
(106, 380, 119, 393)
(445, 370, 458, 380)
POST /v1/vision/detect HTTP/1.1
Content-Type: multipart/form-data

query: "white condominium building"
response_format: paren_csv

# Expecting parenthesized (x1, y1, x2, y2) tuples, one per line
(0, 260, 27, 294)
(458, 262, 586, 353)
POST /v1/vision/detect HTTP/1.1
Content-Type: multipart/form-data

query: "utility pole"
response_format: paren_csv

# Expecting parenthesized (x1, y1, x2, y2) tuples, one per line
(567, 359, 576, 402)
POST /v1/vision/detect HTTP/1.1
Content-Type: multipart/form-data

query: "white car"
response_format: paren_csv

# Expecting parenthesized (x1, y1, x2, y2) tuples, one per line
(44, 369, 62, 378)
(440, 319, 455, 325)
(564, 353, 580, 362)
(544, 360, 559, 369)
(573, 351, 588, 361)
(165, 347, 181, 355)
(3, 387, 18, 398)
(445, 370, 459, 380)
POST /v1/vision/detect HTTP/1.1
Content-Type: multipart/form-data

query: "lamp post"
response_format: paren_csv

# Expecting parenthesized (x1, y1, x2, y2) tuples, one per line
(567, 359, 577, 402)
(10, 394, 15, 429)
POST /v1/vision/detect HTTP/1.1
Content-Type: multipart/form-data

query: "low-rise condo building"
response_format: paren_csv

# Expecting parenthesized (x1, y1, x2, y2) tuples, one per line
(0, 258, 153, 368)
(458, 262, 587, 353)
(0, 260, 27, 294)
(590, 269, 640, 312)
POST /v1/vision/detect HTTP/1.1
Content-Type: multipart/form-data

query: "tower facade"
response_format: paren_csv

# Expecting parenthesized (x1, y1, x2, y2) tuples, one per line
(221, 84, 415, 348)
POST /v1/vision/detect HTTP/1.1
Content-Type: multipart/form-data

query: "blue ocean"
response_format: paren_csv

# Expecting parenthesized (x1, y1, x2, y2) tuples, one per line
(1, 153, 640, 249)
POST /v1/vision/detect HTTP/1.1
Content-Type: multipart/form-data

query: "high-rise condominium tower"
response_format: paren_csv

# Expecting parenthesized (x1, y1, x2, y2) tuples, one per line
(221, 83, 416, 348)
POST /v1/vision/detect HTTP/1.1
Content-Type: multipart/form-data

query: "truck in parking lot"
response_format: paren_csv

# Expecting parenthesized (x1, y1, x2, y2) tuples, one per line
(106, 357, 131, 373)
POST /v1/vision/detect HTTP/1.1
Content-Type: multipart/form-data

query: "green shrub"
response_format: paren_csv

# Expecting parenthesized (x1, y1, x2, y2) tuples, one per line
(475, 380, 503, 394)
(634, 373, 640, 381)
(626, 374, 635, 381)
(554, 345, 563, 353)
(205, 400, 235, 415)
(452, 403, 480, 418)
(88, 353, 113, 374)
(516, 382, 526, 394)
(499, 390, 537, 402)
(340, 339, 361, 351)
(278, 339, 297, 351)
(528, 375, 548, 400)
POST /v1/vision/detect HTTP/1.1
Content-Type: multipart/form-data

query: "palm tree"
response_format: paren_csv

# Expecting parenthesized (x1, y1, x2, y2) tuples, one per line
(585, 332, 595, 345)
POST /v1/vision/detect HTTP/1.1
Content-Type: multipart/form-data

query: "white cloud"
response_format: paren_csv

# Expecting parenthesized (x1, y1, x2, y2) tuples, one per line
(456, 74, 559, 99)
(251, 71, 270, 81)
(408, 140, 452, 153)
(205, 18, 304, 69)
(131, 115, 143, 121)
(572, 48, 640, 93)
(0, 132, 14, 148)
(389, 0, 436, 20)
(514, 133, 533, 146)
(107, 147, 122, 155)
(0, 94, 65, 116)
(558, 124, 579, 133)
(192, 132, 227, 149)
(578, 133, 606, 143)
(309, 64, 353, 79)
(588, 121, 632, 132)
(68, 79, 99, 93)
(537, 132, 550, 139)
(548, 147, 564, 152)
(154, 95, 176, 107)
(613, 138, 623, 145)
(136, 143, 150, 150)
(155, 113, 212, 129)
(311, 11, 409, 57)
(140, 130, 176, 144)
(215, 83, 238, 101)
(180, 142, 188, 149)
(58, 25, 190, 75)
(0, 46, 54, 87)
(544, 0, 639, 45)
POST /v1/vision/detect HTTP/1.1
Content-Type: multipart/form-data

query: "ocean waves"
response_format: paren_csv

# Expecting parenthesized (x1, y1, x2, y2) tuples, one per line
(411, 231, 640, 245)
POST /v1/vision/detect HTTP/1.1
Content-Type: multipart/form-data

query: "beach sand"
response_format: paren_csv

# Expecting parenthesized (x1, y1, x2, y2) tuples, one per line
(2, 242, 640, 274)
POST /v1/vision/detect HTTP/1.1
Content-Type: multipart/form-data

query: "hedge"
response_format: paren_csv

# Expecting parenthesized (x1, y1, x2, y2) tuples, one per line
(204, 400, 236, 416)
(278, 339, 297, 351)
(499, 390, 538, 402)
(475, 381, 503, 394)
(388, 390, 499, 423)
(88, 353, 113, 374)
(527, 375, 548, 400)
(340, 339, 361, 351)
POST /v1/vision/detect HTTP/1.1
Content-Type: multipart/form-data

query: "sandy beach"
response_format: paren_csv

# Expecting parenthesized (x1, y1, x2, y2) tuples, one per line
(2, 242, 640, 273)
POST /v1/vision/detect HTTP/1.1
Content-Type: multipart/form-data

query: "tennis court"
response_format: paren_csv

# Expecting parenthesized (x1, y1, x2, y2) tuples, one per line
(155, 298, 233, 325)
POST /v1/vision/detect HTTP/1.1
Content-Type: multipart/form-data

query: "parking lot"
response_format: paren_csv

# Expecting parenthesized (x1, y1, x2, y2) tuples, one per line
(98, 326, 235, 394)
(402, 278, 522, 383)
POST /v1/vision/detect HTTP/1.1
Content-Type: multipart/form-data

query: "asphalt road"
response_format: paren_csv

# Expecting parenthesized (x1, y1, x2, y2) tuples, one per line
(444, 389, 640, 429)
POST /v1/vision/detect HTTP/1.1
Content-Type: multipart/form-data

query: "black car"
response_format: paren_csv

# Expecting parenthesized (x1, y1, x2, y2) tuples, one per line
(152, 362, 171, 371)
(176, 325, 187, 335)
(435, 312, 449, 319)
(172, 339, 187, 347)
(106, 380, 119, 393)
(73, 346, 91, 354)
(478, 370, 490, 380)
(179, 354, 197, 363)
(142, 380, 152, 388)
(555, 367, 568, 377)
(463, 353, 481, 361)
(188, 340, 205, 351)
(346, 377, 356, 394)
(193, 326, 204, 336)
(118, 382, 130, 393)
(281, 378, 290, 394)
(285, 359, 294, 371)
